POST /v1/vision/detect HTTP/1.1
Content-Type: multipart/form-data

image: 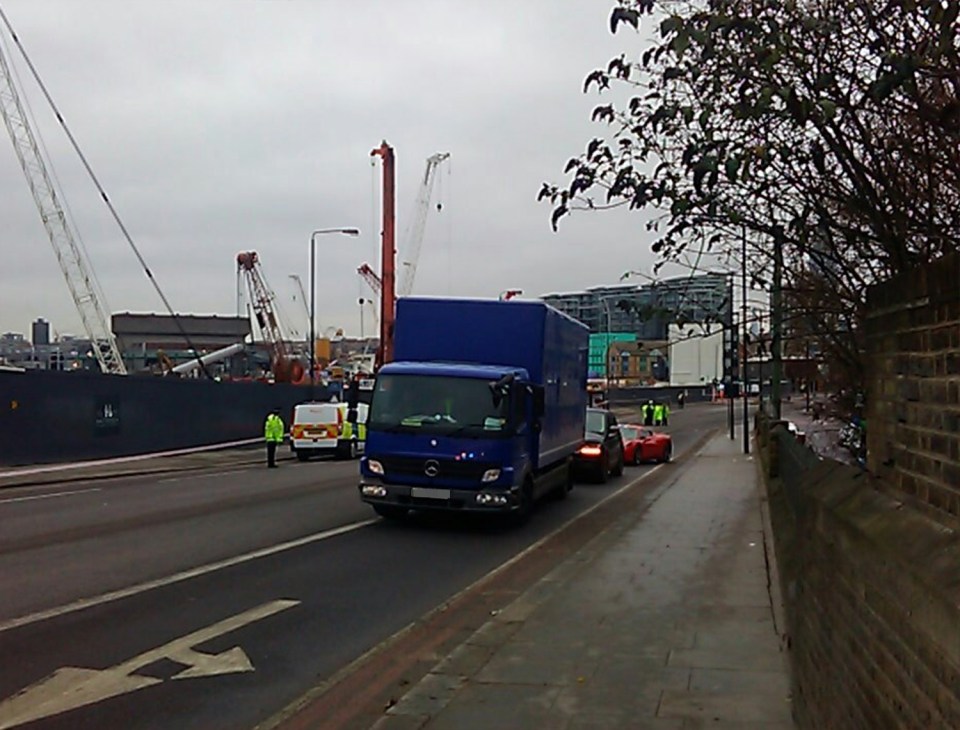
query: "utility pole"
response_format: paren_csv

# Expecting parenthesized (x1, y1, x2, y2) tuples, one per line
(771, 228, 784, 420)
(741, 226, 749, 454)
(371, 141, 396, 368)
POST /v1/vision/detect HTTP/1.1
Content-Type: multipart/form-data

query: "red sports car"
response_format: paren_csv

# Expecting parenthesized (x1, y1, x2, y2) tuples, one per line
(618, 425, 672, 464)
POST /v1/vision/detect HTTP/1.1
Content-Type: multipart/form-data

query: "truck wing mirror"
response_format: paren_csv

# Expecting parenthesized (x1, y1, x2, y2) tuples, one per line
(489, 373, 515, 408)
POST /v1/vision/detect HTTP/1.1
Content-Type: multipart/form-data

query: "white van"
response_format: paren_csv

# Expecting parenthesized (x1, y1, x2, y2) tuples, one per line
(290, 402, 368, 461)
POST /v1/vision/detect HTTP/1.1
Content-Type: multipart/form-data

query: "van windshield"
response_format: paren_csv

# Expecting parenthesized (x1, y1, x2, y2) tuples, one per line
(369, 374, 512, 437)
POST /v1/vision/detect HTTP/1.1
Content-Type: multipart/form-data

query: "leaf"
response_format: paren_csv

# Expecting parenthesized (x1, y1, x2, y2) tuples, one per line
(660, 16, 681, 36)
(724, 157, 740, 182)
(819, 99, 838, 121)
(551, 205, 568, 231)
(610, 7, 640, 33)
(583, 70, 609, 94)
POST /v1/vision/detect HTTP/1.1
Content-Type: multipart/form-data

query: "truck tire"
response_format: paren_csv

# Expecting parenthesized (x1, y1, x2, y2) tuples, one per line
(373, 505, 408, 520)
(510, 480, 534, 526)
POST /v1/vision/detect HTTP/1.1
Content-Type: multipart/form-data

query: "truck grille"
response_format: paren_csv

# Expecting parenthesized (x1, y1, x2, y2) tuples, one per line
(377, 455, 494, 482)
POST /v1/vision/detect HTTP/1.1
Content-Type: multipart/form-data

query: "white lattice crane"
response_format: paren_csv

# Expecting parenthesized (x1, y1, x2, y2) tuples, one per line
(0, 27, 126, 374)
(397, 152, 449, 297)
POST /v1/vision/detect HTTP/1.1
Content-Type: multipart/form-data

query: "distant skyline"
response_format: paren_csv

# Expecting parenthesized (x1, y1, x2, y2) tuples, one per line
(1, 1, 702, 341)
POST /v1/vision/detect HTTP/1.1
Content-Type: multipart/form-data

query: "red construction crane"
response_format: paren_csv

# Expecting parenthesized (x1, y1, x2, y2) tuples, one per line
(357, 262, 382, 296)
(237, 251, 304, 383)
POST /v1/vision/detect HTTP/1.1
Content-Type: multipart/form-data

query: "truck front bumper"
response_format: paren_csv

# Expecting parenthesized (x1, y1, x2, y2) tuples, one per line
(358, 481, 523, 513)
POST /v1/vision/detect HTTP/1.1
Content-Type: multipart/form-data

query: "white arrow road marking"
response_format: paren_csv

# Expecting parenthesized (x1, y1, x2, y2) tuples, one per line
(0, 599, 299, 730)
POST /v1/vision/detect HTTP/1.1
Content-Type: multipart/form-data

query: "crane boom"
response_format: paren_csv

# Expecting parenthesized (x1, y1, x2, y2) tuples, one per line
(397, 152, 449, 298)
(0, 33, 126, 374)
(288, 273, 311, 331)
(357, 262, 382, 296)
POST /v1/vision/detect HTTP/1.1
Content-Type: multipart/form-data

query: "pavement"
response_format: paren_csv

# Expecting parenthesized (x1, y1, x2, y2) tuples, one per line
(362, 430, 795, 730)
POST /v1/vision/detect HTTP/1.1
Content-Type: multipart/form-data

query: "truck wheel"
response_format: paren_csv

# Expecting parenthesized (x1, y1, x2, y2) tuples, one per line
(511, 481, 534, 525)
(373, 505, 407, 520)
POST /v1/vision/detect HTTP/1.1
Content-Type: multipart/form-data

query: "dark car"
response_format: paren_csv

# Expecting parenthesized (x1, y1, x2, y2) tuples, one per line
(573, 407, 625, 483)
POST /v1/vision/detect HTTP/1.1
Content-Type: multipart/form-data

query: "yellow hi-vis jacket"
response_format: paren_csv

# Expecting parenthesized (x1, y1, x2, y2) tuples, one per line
(264, 413, 284, 443)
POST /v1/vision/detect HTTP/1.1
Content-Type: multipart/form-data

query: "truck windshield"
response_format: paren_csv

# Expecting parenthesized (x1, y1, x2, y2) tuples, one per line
(369, 374, 512, 437)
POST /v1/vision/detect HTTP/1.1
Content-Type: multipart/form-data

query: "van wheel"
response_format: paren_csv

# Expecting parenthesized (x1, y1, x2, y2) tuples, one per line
(296, 451, 309, 462)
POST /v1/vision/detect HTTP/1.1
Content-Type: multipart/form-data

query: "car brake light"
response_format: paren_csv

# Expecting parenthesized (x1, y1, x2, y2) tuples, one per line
(578, 444, 602, 457)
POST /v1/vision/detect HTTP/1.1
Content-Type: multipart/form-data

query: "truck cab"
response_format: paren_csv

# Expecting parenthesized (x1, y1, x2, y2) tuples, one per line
(359, 362, 554, 519)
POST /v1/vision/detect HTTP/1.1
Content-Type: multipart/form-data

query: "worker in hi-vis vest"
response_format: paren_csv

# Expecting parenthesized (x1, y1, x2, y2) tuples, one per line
(264, 407, 284, 468)
(653, 402, 665, 426)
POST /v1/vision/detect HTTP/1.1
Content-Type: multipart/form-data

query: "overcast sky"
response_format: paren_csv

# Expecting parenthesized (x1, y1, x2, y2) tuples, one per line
(0, 0, 672, 341)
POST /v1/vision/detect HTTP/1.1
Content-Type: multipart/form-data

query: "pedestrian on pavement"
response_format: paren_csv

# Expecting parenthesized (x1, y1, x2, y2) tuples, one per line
(653, 402, 664, 426)
(644, 400, 655, 426)
(677, 391, 685, 409)
(264, 407, 284, 468)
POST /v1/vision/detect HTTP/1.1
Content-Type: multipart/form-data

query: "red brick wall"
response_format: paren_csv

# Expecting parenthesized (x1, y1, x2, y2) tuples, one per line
(865, 252, 960, 519)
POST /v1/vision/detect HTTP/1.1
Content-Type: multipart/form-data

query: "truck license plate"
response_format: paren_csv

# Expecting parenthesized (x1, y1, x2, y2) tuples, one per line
(411, 487, 450, 500)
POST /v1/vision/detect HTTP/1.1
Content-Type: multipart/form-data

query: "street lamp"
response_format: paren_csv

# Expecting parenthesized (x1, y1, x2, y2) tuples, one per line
(310, 228, 360, 399)
(600, 298, 614, 392)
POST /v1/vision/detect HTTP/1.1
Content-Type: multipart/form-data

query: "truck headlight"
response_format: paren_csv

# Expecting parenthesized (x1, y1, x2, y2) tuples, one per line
(481, 468, 500, 483)
(367, 459, 384, 475)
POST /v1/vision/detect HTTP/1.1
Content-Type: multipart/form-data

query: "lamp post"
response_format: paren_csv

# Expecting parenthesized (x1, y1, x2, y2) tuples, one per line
(600, 298, 613, 393)
(310, 228, 360, 399)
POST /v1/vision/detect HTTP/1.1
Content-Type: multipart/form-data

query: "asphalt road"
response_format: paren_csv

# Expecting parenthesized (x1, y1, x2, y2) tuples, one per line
(0, 403, 732, 730)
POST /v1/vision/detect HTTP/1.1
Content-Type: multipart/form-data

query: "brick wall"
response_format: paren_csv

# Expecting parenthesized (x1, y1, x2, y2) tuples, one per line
(865, 251, 960, 520)
(763, 426, 960, 729)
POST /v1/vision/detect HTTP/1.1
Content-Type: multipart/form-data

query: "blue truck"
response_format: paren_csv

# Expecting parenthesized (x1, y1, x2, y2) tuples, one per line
(358, 297, 588, 521)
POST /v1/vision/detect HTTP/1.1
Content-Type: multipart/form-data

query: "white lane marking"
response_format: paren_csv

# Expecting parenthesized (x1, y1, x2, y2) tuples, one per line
(158, 468, 250, 484)
(0, 600, 299, 730)
(0, 520, 376, 635)
(0, 488, 102, 505)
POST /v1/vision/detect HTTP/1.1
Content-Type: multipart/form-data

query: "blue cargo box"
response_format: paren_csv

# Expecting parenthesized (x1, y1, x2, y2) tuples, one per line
(393, 297, 589, 466)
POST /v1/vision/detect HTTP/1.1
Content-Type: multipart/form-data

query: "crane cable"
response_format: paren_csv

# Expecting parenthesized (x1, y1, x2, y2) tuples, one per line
(0, 6, 212, 379)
